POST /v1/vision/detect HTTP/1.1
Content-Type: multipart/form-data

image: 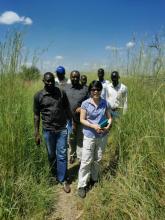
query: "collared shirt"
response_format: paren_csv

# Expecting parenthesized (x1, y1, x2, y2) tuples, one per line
(81, 98, 108, 138)
(33, 87, 71, 131)
(99, 79, 110, 98)
(55, 77, 71, 89)
(103, 82, 128, 113)
(63, 83, 88, 123)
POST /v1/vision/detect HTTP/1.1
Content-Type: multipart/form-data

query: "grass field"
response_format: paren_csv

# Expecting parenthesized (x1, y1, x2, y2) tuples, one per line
(0, 31, 165, 219)
(82, 76, 165, 220)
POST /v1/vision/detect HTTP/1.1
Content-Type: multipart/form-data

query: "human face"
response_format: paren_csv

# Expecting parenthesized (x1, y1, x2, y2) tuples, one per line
(56, 72, 65, 81)
(70, 71, 80, 86)
(98, 72, 104, 82)
(43, 74, 55, 92)
(111, 75, 119, 87)
(90, 87, 102, 99)
(81, 77, 87, 86)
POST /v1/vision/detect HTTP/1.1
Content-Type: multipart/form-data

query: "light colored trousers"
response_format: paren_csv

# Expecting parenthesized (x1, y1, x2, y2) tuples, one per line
(78, 134, 108, 188)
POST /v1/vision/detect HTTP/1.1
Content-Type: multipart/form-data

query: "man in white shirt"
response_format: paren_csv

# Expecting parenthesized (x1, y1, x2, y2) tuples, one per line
(55, 66, 71, 89)
(103, 71, 128, 117)
(55, 66, 72, 147)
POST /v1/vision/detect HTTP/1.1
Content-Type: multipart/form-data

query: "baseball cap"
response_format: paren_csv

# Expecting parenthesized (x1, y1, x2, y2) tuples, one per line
(56, 66, 65, 74)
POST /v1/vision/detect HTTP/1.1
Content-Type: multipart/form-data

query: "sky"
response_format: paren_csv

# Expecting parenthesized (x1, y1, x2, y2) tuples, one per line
(0, 0, 165, 73)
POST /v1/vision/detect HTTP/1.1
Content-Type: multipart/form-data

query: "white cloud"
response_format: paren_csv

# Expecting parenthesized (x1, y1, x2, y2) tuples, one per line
(23, 17, 32, 25)
(126, 41, 135, 48)
(105, 45, 123, 51)
(55, 55, 63, 60)
(0, 11, 32, 25)
(83, 62, 89, 66)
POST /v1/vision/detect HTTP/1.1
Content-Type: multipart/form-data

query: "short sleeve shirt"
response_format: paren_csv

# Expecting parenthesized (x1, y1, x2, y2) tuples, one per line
(81, 98, 108, 138)
(105, 83, 128, 110)
(33, 87, 70, 131)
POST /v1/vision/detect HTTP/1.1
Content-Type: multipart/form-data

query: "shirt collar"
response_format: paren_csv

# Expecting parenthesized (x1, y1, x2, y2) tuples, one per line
(42, 87, 56, 95)
(110, 82, 121, 89)
(97, 79, 106, 84)
(89, 97, 105, 107)
(71, 83, 82, 89)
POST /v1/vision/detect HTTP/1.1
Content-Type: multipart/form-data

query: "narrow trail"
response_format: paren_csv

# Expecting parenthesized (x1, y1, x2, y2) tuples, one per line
(47, 161, 84, 220)
(47, 140, 117, 220)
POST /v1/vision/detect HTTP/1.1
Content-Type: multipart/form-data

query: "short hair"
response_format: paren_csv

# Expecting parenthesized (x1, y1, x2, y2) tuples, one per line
(111, 71, 120, 79)
(98, 68, 104, 74)
(88, 80, 103, 93)
(81, 75, 87, 80)
(70, 70, 80, 76)
(43, 72, 54, 80)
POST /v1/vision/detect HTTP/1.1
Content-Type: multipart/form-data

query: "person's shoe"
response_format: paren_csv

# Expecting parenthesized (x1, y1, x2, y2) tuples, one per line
(90, 179, 98, 187)
(62, 181, 71, 193)
(86, 179, 98, 191)
(78, 187, 86, 198)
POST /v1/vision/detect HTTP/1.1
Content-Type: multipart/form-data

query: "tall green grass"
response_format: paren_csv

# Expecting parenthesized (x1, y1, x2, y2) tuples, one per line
(83, 76, 165, 220)
(0, 32, 55, 219)
(1, 30, 165, 219)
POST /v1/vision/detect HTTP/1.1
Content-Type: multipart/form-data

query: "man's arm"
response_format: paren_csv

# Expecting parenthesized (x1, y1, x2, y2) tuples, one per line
(62, 90, 72, 120)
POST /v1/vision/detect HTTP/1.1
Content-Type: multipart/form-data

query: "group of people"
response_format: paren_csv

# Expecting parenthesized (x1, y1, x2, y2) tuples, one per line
(33, 66, 128, 198)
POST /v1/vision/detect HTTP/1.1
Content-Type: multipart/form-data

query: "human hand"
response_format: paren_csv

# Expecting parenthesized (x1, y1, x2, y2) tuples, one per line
(101, 120, 112, 133)
(93, 124, 104, 134)
(75, 107, 81, 113)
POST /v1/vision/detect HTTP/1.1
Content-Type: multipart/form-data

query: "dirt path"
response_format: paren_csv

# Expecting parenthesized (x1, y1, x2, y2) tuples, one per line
(46, 140, 117, 220)
(47, 161, 84, 220)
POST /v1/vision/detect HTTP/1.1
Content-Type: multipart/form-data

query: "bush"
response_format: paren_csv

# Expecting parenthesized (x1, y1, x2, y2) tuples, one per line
(19, 65, 41, 81)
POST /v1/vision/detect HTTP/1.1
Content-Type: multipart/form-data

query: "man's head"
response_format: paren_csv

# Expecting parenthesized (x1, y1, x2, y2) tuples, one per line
(56, 66, 65, 81)
(43, 72, 55, 92)
(111, 71, 120, 87)
(97, 68, 105, 82)
(80, 75, 87, 86)
(70, 70, 80, 87)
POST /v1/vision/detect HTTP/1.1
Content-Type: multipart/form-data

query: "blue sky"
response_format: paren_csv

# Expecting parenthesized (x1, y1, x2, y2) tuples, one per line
(0, 0, 165, 73)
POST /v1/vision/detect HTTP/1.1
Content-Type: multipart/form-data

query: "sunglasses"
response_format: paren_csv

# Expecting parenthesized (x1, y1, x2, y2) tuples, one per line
(91, 88, 101, 92)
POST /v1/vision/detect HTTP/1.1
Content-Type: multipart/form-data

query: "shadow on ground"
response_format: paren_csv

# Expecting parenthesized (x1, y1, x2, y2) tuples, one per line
(67, 162, 80, 184)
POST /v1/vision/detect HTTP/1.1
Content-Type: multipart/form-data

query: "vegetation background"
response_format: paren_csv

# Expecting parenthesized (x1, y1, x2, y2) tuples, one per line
(0, 31, 165, 219)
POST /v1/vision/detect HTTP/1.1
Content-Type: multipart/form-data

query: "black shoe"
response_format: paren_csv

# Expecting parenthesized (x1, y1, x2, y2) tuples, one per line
(90, 179, 98, 187)
(62, 181, 71, 193)
(78, 187, 86, 198)
(86, 179, 98, 191)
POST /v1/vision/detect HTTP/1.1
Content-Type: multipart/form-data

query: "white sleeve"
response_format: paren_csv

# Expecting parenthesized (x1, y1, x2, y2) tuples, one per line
(101, 84, 107, 100)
